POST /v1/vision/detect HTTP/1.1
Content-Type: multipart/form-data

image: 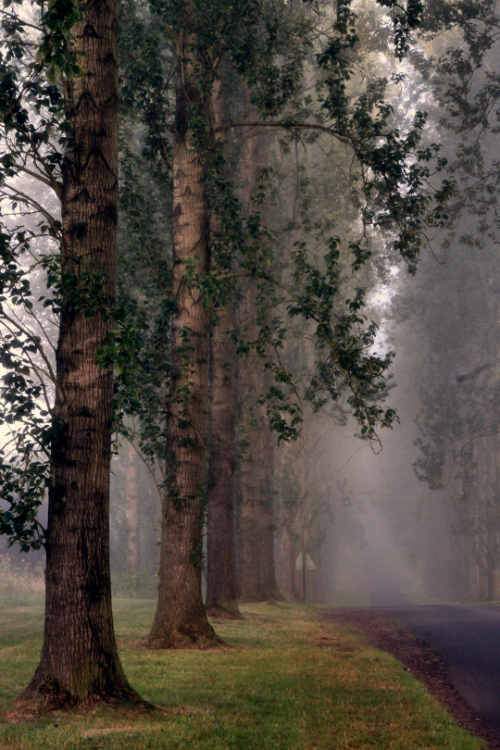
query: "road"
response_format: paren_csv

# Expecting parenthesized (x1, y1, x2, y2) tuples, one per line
(361, 552, 500, 739)
(373, 602, 500, 738)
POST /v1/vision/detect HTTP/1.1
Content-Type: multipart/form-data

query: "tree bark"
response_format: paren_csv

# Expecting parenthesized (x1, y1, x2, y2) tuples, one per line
(205, 76, 242, 620)
(235, 109, 266, 602)
(23, 0, 138, 708)
(147, 22, 222, 649)
(237, 282, 265, 602)
(258, 376, 284, 601)
(259, 435, 284, 600)
(125, 444, 140, 574)
(206, 302, 242, 618)
(237, 118, 282, 602)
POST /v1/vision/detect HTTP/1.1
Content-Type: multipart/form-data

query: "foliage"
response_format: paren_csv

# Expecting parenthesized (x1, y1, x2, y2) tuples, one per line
(386, 0, 500, 600)
(0, 0, 453, 548)
(169, 0, 452, 444)
(0, 0, 78, 550)
(418, 0, 500, 245)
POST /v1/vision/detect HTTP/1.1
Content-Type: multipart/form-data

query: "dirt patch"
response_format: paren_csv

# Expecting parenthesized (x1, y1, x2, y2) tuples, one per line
(321, 608, 498, 750)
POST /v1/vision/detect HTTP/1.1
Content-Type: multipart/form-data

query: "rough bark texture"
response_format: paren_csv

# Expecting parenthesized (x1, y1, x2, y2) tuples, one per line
(259, 437, 284, 600)
(236, 118, 264, 602)
(237, 120, 282, 602)
(237, 300, 264, 602)
(125, 444, 140, 574)
(147, 25, 222, 649)
(258, 373, 284, 601)
(205, 77, 242, 620)
(23, 0, 137, 708)
(206, 302, 242, 619)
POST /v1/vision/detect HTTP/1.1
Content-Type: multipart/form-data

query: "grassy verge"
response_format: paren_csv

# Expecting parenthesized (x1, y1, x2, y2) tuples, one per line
(0, 600, 483, 749)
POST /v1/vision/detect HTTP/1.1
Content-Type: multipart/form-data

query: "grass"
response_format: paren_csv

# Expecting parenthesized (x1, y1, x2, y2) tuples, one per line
(323, 590, 371, 607)
(0, 600, 484, 749)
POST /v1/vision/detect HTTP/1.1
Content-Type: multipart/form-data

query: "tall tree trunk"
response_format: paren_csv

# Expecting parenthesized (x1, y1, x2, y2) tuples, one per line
(237, 316, 264, 601)
(147, 24, 222, 649)
(125, 444, 140, 574)
(23, 0, 137, 707)
(236, 113, 268, 602)
(274, 403, 297, 602)
(206, 301, 242, 618)
(205, 76, 242, 620)
(259, 406, 284, 600)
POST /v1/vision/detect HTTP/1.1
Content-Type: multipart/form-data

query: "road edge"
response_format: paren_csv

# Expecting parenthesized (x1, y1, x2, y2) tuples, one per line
(320, 608, 498, 750)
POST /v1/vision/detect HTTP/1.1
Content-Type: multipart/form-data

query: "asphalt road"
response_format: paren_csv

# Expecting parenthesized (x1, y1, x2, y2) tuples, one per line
(362, 554, 500, 738)
(375, 602, 500, 738)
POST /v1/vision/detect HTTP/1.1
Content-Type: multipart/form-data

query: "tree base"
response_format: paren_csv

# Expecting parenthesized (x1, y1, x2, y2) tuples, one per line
(205, 604, 244, 620)
(18, 680, 152, 716)
(264, 588, 287, 603)
(238, 592, 270, 604)
(147, 618, 225, 650)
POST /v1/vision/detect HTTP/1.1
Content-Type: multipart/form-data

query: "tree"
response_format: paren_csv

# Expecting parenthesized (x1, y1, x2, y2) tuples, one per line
(384, 0, 500, 603)
(0, 0, 141, 706)
(139, 0, 446, 645)
(0, 0, 447, 661)
(146, 0, 222, 649)
(125, 444, 140, 574)
(23, 0, 140, 706)
(205, 76, 242, 619)
(237, 124, 270, 603)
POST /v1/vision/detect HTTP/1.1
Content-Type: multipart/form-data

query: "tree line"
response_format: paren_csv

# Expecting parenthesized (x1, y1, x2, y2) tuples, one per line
(0, 0, 481, 709)
(379, 0, 500, 604)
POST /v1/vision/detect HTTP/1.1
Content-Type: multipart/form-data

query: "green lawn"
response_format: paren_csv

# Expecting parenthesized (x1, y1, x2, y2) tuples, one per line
(0, 600, 484, 749)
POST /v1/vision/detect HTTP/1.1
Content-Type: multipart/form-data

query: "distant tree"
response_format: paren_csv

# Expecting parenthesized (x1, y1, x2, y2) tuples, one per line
(205, 74, 242, 619)
(392, 0, 500, 602)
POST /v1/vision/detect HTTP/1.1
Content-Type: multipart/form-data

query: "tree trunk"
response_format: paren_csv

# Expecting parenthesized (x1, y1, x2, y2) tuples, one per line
(147, 27, 222, 649)
(125, 444, 140, 574)
(237, 320, 264, 602)
(205, 76, 242, 620)
(259, 408, 284, 600)
(236, 114, 268, 603)
(23, 0, 137, 708)
(275, 436, 296, 601)
(276, 526, 296, 602)
(206, 302, 242, 618)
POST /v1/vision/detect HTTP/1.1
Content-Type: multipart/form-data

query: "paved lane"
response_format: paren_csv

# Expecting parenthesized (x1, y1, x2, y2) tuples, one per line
(374, 603, 500, 738)
(357, 545, 500, 738)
